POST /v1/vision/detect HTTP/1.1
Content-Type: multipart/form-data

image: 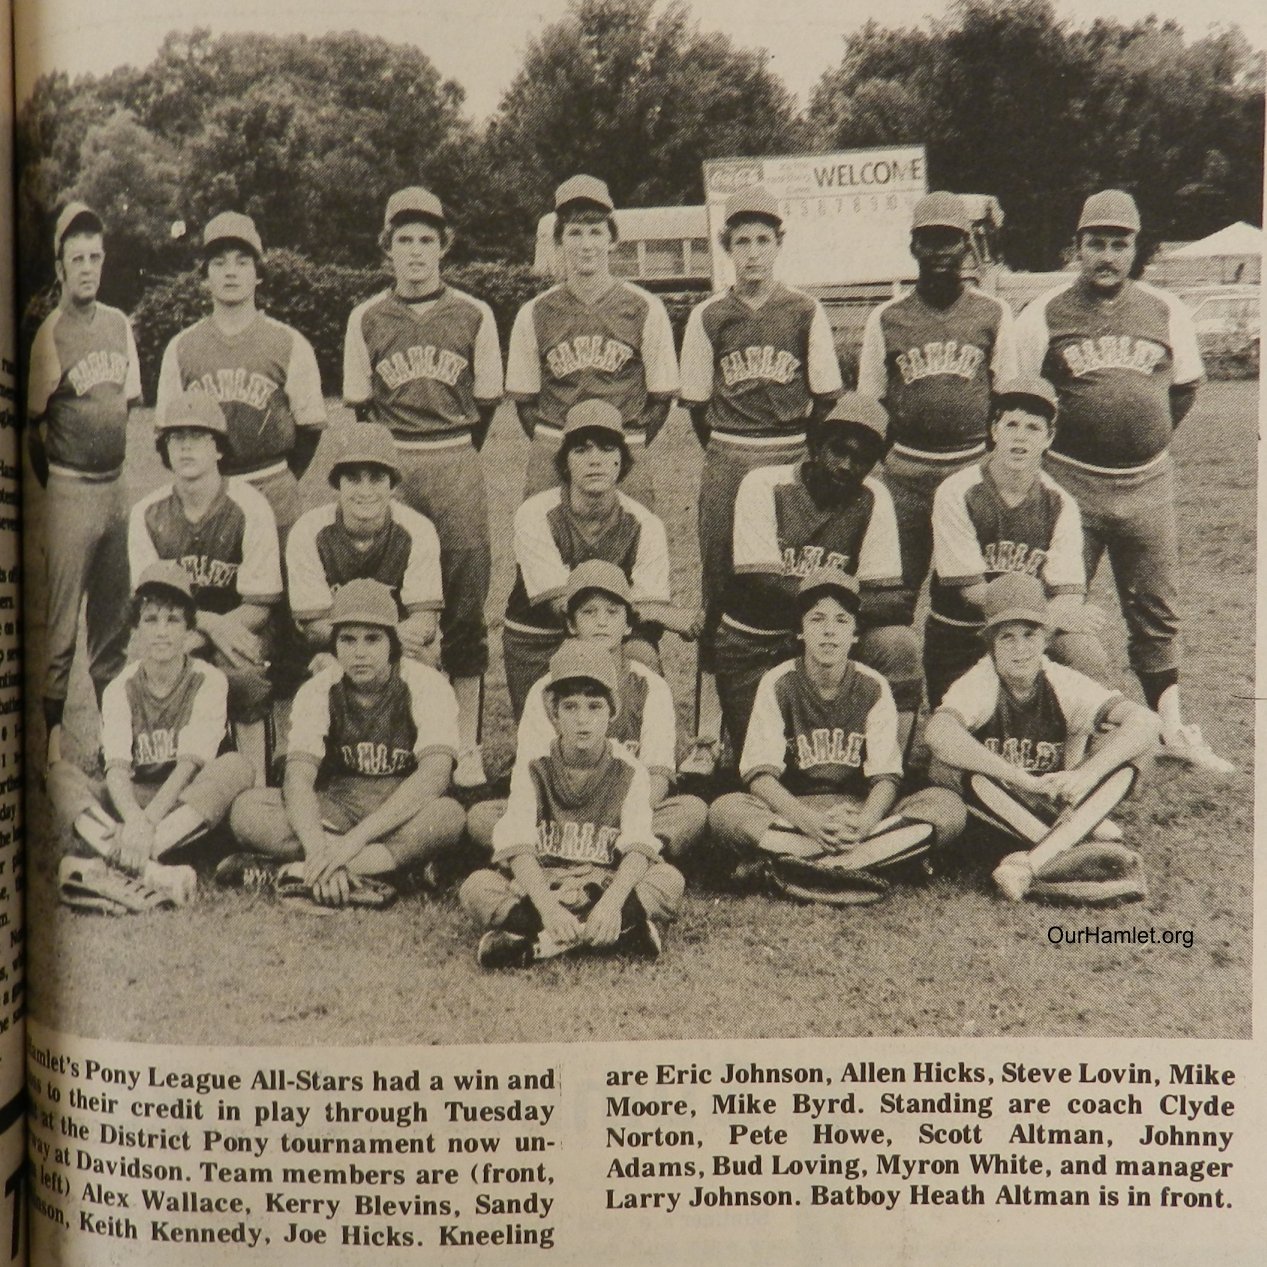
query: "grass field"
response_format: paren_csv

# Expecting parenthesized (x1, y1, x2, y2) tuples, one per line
(25, 381, 1257, 1044)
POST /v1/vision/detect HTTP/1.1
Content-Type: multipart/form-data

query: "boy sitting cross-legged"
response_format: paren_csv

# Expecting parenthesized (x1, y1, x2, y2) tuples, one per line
(460, 640, 684, 968)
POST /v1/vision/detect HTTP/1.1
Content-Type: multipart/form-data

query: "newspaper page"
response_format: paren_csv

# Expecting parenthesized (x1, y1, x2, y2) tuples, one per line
(13, 0, 1265, 1263)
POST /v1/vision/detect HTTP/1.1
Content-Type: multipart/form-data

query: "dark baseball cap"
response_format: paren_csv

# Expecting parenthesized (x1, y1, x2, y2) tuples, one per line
(818, 393, 889, 447)
(54, 201, 104, 253)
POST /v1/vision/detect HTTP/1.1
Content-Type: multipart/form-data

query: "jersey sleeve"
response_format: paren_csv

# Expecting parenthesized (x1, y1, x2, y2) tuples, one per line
(935, 656, 1000, 732)
(637, 670, 678, 778)
(514, 677, 555, 765)
(861, 675, 903, 783)
(177, 666, 228, 768)
(514, 494, 569, 603)
(1167, 294, 1204, 385)
(398, 506, 444, 612)
(236, 491, 284, 604)
(989, 298, 1019, 382)
(731, 469, 782, 574)
(407, 664, 460, 762)
(490, 756, 542, 864)
(1013, 297, 1051, 378)
(127, 497, 161, 587)
(931, 474, 986, 585)
(505, 301, 542, 397)
(285, 330, 327, 428)
(284, 509, 335, 621)
(629, 504, 671, 603)
(739, 667, 789, 784)
(154, 337, 185, 424)
(342, 303, 374, 406)
(678, 303, 714, 404)
(807, 301, 844, 396)
(856, 478, 903, 586)
(286, 673, 333, 766)
(615, 757, 661, 860)
(124, 318, 143, 403)
(641, 294, 680, 395)
(100, 677, 135, 773)
(472, 302, 505, 402)
(26, 317, 62, 421)
(856, 305, 888, 402)
(1043, 486, 1086, 595)
(1046, 661, 1121, 742)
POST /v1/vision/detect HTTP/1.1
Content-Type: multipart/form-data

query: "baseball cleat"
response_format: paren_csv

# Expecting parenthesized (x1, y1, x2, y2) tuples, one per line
(143, 862, 198, 906)
(214, 853, 281, 893)
(678, 738, 720, 779)
(454, 746, 489, 789)
(1159, 724, 1234, 777)
(477, 930, 535, 970)
(58, 857, 178, 915)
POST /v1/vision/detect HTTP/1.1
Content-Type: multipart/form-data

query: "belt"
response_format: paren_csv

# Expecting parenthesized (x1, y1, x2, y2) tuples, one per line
(535, 424, 646, 445)
(1047, 449, 1169, 479)
(890, 442, 985, 464)
(48, 463, 121, 484)
(230, 459, 289, 482)
(393, 431, 473, 451)
(711, 431, 807, 449)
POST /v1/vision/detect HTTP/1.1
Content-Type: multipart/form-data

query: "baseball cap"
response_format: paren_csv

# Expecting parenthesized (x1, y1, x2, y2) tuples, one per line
(555, 175, 614, 213)
(1077, 190, 1140, 233)
(796, 565, 861, 617)
(992, 376, 1059, 421)
(158, 389, 228, 436)
(203, 211, 264, 258)
(133, 560, 194, 603)
(818, 393, 889, 448)
(911, 191, 970, 235)
(724, 186, 782, 229)
(562, 399, 625, 441)
(383, 186, 447, 233)
(566, 559, 633, 613)
(547, 639, 619, 704)
(329, 578, 399, 630)
(327, 423, 402, 487)
(980, 573, 1056, 635)
(54, 201, 103, 253)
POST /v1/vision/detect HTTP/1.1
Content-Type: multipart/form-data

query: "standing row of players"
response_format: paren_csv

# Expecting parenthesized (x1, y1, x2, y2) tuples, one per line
(32, 177, 1229, 943)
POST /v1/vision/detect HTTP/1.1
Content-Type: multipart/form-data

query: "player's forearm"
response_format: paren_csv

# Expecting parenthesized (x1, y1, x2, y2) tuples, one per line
(347, 767, 444, 849)
(925, 713, 1031, 788)
(1080, 706, 1160, 780)
(105, 768, 144, 822)
(856, 778, 898, 837)
(287, 428, 321, 480)
(232, 604, 272, 636)
(749, 773, 818, 835)
(604, 849, 652, 907)
(508, 852, 555, 912)
(399, 612, 439, 658)
(144, 760, 200, 825)
(283, 767, 328, 856)
(641, 395, 673, 446)
(647, 772, 671, 807)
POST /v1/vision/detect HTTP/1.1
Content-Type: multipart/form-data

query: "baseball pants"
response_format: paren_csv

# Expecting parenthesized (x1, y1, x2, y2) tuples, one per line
(229, 776, 466, 871)
(881, 449, 981, 595)
(394, 439, 491, 678)
(523, 426, 655, 510)
(42, 471, 131, 706)
(232, 464, 304, 544)
(697, 433, 807, 671)
(1046, 455, 1180, 680)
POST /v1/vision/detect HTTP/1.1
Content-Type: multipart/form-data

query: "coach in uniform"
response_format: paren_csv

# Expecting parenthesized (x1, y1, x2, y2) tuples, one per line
(506, 174, 679, 508)
(1015, 190, 1230, 775)
(679, 185, 843, 774)
(28, 202, 141, 765)
(344, 187, 503, 787)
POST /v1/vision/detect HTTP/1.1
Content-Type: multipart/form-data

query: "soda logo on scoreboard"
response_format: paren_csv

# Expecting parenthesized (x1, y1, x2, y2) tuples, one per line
(706, 163, 764, 196)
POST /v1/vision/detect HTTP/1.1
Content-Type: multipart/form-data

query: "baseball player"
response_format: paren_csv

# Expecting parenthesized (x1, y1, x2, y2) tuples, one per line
(155, 210, 326, 540)
(128, 389, 282, 776)
(1014, 189, 1230, 775)
(343, 187, 502, 787)
(224, 579, 467, 910)
(48, 562, 253, 910)
(857, 190, 1018, 598)
(679, 184, 843, 774)
(459, 640, 685, 968)
(470, 560, 708, 866)
(505, 174, 679, 509)
(28, 202, 141, 766)
(708, 568, 964, 900)
(712, 393, 919, 762)
(286, 422, 442, 667)
(501, 399, 698, 720)
(924, 375, 1108, 707)
(925, 573, 1160, 900)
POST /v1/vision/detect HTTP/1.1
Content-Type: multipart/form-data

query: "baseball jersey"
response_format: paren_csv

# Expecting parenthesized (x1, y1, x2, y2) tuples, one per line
(505, 282, 678, 435)
(491, 743, 660, 869)
(27, 302, 141, 475)
(679, 284, 842, 436)
(518, 656, 676, 779)
(1015, 278, 1202, 472)
(129, 479, 283, 614)
(724, 463, 902, 632)
(342, 287, 503, 437)
(937, 656, 1122, 774)
(286, 500, 443, 623)
(287, 658, 459, 780)
(857, 287, 1017, 458)
(741, 659, 903, 798)
(155, 314, 326, 474)
(101, 656, 228, 782)
(504, 488, 670, 634)
(930, 463, 1085, 626)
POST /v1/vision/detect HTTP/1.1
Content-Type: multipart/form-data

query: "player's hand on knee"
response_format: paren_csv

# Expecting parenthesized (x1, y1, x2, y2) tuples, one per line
(1010, 769, 1056, 802)
(1041, 766, 1099, 807)
(823, 803, 861, 848)
(203, 613, 264, 670)
(119, 817, 155, 863)
(582, 894, 623, 947)
(312, 869, 351, 907)
(540, 899, 583, 948)
(398, 616, 439, 664)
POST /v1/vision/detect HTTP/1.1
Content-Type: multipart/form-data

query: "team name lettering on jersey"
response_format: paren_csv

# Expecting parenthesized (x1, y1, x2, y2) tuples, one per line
(178, 555, 239, 589)
(1060, 337, 1165, 377)
(536, 820, 620, 865)
(341, 742, 414, 776)
(896, 341, 984, 384)
(984, 736, 1063, 772)
(545, 337, 634, 378)
(375, 345, 469, 390)
(981, 541, 1047, 577)
(720, 346, 802, 387)
(134, 728, 178, 767)
(796, 728, 865, 770)
(193, 369, 278, 410)
(781, 545, 853, 578)
(67, 350, 130, 395)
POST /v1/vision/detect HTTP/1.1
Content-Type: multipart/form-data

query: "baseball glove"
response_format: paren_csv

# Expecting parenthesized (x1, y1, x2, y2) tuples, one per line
(1012, 842, 1147, 907)
(58, 856, 178, 915)
(767, 855, 891, 907)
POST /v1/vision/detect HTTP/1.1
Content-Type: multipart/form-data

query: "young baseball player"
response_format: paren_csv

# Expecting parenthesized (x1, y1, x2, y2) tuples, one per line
(286, 422, 442, 667)
(712, 393, 919, 762)
(924, 573, 1160, 898)
(128, 389, 282, 776)
(28, 202, 141, 766)
(155, 211, 326, 540)
(679, 185, 843, 774)
(48, 562, 254, 911)
(459, 640, 685, 968)
(1014, 190, 1231, 775)
(501, 399, 699, 720)
(506, 174, 679, 509)
(470, 560, 707, 866)
(343, 187, 502, 787)
(857, 191, 1018, 597)
(924, 375, 1108, 707)
(709, 567, 964, 900)
(224, 579, 466, 910)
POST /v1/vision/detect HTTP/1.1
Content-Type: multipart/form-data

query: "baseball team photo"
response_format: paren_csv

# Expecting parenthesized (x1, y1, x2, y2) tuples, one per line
(18, 0, 1261, 1047)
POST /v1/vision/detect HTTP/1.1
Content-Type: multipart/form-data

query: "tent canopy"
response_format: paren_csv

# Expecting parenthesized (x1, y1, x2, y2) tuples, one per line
(1168, 222, 1263, 259)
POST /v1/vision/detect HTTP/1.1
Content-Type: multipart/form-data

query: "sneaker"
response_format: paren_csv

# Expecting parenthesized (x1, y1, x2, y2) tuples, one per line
(618, 914, 663, 960)
(477, 930, 535, 970)
(1159, 724, 1235, 777)
(1091, 817, 1124, 843)
(454, 746, 489, 789)
(58, 857, 177, 915)
(214, 853, 281, 894)
(344, 874, 398, 909)
(678, 738, 719, 779)
(143, 862, 197, 906)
